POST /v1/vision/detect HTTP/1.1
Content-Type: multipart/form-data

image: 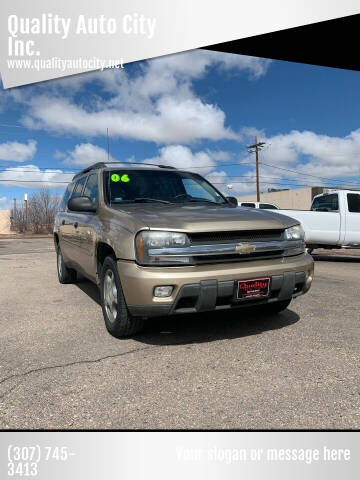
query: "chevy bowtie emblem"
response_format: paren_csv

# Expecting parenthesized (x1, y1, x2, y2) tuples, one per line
(235, 243, 256, 254)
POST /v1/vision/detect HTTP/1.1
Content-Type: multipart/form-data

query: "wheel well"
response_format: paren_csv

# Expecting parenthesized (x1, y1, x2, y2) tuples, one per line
(54, 233, 59, 249)
(97, 242, 116, 267)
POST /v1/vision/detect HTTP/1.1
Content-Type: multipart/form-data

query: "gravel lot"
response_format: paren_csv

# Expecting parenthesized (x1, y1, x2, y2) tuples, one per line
(0, 237, 359, 429)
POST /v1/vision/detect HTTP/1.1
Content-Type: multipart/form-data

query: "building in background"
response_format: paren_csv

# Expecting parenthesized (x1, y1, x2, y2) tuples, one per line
(236, 186, 327, 210)
(0, 210, 11, 234)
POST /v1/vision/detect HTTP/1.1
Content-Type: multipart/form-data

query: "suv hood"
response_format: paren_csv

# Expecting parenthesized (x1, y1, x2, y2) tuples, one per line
(112, 203, 298, 232)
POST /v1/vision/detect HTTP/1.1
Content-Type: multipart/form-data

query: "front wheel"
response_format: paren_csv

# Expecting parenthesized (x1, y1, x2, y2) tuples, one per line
(100, 256, 144, 338)
(57, 246, 77, 284)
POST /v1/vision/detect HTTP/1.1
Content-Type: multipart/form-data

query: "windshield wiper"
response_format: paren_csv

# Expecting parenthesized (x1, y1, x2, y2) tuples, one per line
(112, 198, 172, 204)
(134, 198, 172, 204)
(185, 198, 221, 205)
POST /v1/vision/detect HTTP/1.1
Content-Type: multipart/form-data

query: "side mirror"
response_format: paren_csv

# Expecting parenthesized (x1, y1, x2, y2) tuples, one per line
(226, 196, 238, 206)
(68, 196, 96, 212)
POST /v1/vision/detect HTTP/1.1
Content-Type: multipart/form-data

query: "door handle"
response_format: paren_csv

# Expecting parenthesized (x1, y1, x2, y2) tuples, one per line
(61, 220, 66, 225)
(74, 222, 78, 229)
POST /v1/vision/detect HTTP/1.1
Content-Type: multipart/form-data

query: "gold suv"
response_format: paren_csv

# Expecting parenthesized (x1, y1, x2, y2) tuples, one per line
(54, 162, 314, 337)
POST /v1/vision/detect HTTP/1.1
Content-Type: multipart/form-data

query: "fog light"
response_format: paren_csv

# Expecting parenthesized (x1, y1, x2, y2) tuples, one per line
(154, 286, 174, 297)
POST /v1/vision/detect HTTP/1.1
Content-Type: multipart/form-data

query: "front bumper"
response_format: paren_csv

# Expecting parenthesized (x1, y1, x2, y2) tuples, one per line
(117, 253, 314, 317)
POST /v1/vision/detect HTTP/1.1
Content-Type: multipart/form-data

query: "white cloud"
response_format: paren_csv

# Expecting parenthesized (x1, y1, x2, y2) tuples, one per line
(0, 140, 37, 162)
(142, 145, 217, 174)
(22, 95, 237, 144)
(142, 50, 271, 82)
(62, 143, 114, 166)
(0, 196, 9, 208)
(206, 170, 258, 196)
(206, 149, 233, 162)
(241, 128, 360, 184)
(13, 51, 271, 145)
(0, 164, 72, 189)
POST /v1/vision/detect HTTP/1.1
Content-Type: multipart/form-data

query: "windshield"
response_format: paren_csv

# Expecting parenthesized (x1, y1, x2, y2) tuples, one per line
(104, 170, 228, 205)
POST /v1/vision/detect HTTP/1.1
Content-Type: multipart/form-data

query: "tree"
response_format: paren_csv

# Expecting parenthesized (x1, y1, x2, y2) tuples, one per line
(11, 189, 61, 234)
(28, 189, 61, 233)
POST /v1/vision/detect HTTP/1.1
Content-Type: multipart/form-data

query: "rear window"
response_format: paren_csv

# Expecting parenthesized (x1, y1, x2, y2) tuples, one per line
(347, 193, 360, 212)
(241, 203, 255, 208)
(260, 203, 277, 209)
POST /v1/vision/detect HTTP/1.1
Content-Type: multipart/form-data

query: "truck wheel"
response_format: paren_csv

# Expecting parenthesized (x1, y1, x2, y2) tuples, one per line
(57, 246, 77, 284)
(100, 256, 144, 338)
(267, 299, 291, 313)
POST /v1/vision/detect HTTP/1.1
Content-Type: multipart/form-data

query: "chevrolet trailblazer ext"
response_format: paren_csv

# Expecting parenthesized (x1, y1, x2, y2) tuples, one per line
(54, 163, 314, 337)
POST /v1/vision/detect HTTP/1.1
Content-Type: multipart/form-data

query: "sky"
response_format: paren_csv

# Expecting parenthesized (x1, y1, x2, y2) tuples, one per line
(1, 49, 360, 210)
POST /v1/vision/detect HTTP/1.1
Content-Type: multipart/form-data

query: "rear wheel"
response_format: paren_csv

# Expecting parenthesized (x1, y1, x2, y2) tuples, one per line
(56, 246, 77, 284)
(100, 256, 144, 337)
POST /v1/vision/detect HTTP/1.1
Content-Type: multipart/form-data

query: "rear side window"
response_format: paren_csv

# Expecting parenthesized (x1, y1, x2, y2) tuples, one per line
(83, 173, 99, 208)
(347, 193, 360, 213)
(311, 194, 339, 211)
(71, 176, 87, 198)
(260, 203, 277, 209)
(241, 202, 255, 208)
(59, 184, 73, 211)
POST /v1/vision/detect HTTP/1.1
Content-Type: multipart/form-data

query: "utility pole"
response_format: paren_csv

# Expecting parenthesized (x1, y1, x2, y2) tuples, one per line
(247, 136, 266, 202)
(24, 193, 28, 231)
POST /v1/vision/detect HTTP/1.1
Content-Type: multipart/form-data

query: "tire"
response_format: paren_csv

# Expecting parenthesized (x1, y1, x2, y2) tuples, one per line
(56, 245, 77, 284)
(100, 256, 144, 338)
(266, 298, 291, 314)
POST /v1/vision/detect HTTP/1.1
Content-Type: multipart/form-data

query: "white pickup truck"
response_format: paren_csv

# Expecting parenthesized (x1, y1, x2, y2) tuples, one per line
(275, 189, 360, 252)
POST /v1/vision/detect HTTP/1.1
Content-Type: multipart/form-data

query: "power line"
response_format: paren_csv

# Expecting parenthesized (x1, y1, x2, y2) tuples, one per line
(1, 173, 360, 188)
(0, 122, 358, 182)
(0, 161, 356, 182)
(1, 160, 360, 188)
(0, 161, 256, 172)
(0, 166, 347, 182)
(1, 164, 359, 188)
(0, 124, 29, 128)
(259, 161, 360, 185)
(1, 178, 359, 191)
(208, 173, 360, 186)
(0, 179, 69, 184)
(211, 180, 359, 188)
(0, 168, 75, 175)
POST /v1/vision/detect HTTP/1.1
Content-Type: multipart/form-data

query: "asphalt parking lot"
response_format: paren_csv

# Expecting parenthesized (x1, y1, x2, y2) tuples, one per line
(0, 237, 359, 429)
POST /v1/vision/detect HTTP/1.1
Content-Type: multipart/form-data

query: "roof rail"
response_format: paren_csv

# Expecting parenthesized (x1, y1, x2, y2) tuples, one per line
(72, 161, 177, 180)
(72, 162, 106, 180)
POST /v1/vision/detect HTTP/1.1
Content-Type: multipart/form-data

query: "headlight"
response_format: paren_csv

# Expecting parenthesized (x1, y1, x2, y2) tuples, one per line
(285, 224, 305, 241)
(283, 224, 305, 256)
(135, 231, 191, 265)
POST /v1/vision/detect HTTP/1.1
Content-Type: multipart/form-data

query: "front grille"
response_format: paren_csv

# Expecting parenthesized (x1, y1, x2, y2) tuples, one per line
(185, 229, 286, 265)
(193, 250, 284, 265)
(189, 229, 284, 244)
